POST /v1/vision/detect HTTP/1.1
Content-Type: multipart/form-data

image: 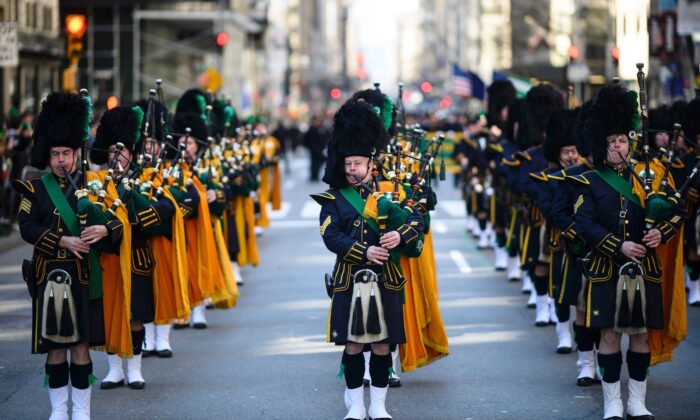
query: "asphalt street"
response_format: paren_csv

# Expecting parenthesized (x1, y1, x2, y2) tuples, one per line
(1, 153, 699, 419)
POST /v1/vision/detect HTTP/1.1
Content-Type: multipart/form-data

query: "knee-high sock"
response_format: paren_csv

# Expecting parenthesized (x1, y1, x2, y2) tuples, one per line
(69, 362, 93, 390)
(689, 260, 700, 281)
(131, 329, 145, 356)
(555, 304, 570, 322)
(533, 274, 549, 296)
(45, 361, 69, 388)
(597, 352, 623, 383)
(342, 352, 365, 389)
(573, 324, 595, 351)
(369, 353, 392, 388)
(627, 350, 651, 381)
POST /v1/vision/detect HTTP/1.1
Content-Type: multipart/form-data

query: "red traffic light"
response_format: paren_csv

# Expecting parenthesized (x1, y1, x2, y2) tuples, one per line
(65, 15, 87, 37)
(611, 45, 620, 61)
(420, 82, 433, 93)
(568, 45, 580, 60)
(106, 96, 119, 110)
(330, 88, 342, 100)
(216, 32, 229, 47)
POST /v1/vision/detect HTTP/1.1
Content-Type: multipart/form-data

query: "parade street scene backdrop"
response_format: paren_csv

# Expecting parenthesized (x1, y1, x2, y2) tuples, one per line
(1, 1, 700, 419)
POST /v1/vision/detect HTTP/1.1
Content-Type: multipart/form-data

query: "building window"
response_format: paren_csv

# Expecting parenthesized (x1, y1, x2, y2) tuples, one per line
(43, 6, 52, 32)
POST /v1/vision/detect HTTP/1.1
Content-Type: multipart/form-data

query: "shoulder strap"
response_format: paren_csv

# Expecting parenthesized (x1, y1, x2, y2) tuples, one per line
(338, 186, 380, 235)
(595, 167, 641, 207)
(42, 173, 81, 236)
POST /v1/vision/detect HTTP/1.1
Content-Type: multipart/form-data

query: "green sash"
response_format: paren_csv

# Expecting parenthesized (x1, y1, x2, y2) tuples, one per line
(338, 186, 403, 263)
(42, 173, 103, 299)
(338, 186, 380, 235)
(596, 167, 642, 207)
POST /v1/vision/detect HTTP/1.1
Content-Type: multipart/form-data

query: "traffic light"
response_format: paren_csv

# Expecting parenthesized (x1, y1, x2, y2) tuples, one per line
(65, 15, 86, 64)
(611, 45, 620, 68)
(568, 45, 580, 61)
(63, 14, 86, 92)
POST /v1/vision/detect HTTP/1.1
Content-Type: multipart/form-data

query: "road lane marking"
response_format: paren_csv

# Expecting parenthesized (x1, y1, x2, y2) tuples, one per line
(0, 265, 22, 274)
(268, 201, 291, 219)
(439, 200, 466, 217)
(301, 201, 321, 219)
(433, 220, 448, 234)
(449, 250, 472, 273)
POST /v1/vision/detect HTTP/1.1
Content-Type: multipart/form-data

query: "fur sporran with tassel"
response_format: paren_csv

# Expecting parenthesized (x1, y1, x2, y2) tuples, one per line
(347, 269, 388, 343)
(614, 272, 647, 335)
(41, 269, 79, 343)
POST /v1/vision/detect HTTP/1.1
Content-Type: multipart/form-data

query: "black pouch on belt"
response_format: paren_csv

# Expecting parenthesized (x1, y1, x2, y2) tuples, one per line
(22, 259, 37, 299)
(324, 273, 333, 298)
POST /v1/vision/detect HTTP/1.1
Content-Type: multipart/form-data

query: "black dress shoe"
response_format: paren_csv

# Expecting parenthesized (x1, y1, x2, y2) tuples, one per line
(205, 303, 215, 310)
(577, 376, 596, 387)
(556, 346, 572, 354)
(626, 415, 654, 420)
(141, 349, 157, 358)
(388, 377, 401, 388)
(172, 323, 189, 330)
(157, 349, 173, 358)
(363, 379, 370, 388)
(193, 322, 207, 329)
(100, 379, 124, 389)
(128, 381, 145, 390)
(535, 321, 548, 327)
(509, 277, 520, 282)
(495, 267, 506, 272)
(527, 303, 536, 309)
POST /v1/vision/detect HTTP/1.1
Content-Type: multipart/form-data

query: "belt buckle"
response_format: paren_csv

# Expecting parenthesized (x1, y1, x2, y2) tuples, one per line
(619, 210, 627, 218)
(57, 248, 67, 259)
(353, 268, 378, 284)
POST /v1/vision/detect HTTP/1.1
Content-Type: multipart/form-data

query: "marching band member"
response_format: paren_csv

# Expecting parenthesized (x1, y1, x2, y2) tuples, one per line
(13, 92, 124, 419)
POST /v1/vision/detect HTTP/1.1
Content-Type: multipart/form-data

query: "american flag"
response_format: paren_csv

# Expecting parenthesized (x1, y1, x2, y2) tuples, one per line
(452, 65, 472, 97)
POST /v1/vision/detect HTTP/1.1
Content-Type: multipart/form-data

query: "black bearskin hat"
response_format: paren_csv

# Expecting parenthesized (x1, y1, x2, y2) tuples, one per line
(648, 105, 670, 132)
(574, 100, 593, 158)
(515, 84, 564, 150)
(504, 99, 523, 143)
(31, 92, 91, 170)
(210, 99, 239, 138)
(91, 106, 144, 165)
(584, 82, 640, 169)
(686, 97, 700, 146)
(487, 80, 517, 130)
(350, 86, 396, 136)
(133, 99, 169, 142)
(543, 109, 579, 164)
(322, 100, 390, 189)
(668, 99, 687, 127)
(175, 88, 210, 117)
(173, 112, 207, 142)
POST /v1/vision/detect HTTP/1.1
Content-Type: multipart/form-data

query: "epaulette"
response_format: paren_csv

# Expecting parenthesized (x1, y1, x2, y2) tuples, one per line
(501, 156, 521, 167)
(529, 171, 548, 182)
(11, 178, 38, 197)
(463, 136, 478, 150)
(547, 169, 566, 181)
(671, 157, 685, 169)
(487, 143, 504, 154)
(564, 172, 592, 185)
(310, 190, 337, 205)
(513, 150, 532, 161)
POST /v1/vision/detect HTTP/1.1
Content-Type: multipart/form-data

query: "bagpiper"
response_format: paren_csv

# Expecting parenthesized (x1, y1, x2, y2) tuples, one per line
(312, 99, 424, 420)
(13, 92, 125, 420)
(576, 81, 685, 419)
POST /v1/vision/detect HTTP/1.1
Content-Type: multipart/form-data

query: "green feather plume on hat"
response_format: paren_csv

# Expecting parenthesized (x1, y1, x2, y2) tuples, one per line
(196, 94, 207, 117)
(81, 95, 93, 144)
(381, 95, 393, 132)
(132, 106, 144, 146)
